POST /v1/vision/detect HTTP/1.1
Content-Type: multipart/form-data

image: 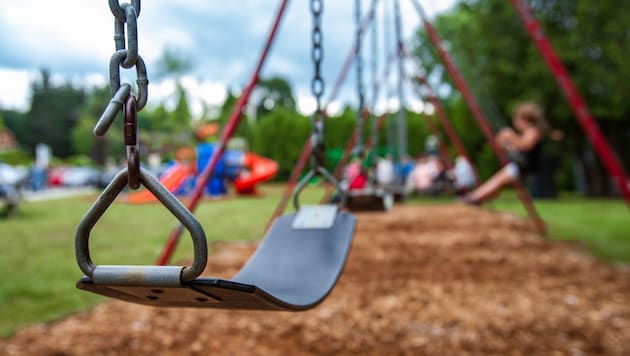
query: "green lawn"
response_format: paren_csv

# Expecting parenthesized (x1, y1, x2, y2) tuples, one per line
(0, 186, 628, 337)
(490, 194, 630, 262)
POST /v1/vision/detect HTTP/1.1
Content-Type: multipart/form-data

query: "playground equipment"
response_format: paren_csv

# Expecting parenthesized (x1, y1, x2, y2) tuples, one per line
(72, 0, 630, 310)
(75, 0, 356, 310)
(267, 0, 381, 228)
(345, 0, 393, 212)
(410, 0, 546, 234)
(509, 0, 630, 210)
(126, 144, 278, 204)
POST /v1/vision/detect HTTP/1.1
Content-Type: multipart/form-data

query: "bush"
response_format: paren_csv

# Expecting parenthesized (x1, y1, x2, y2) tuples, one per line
(0, 149, 33, 166)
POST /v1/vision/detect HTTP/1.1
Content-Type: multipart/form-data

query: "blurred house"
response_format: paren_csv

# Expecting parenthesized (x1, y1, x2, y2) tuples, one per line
(0, 128, 17, 151)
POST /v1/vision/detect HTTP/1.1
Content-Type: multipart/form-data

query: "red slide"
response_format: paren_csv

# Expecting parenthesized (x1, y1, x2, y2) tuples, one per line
(127, 162, 192, 204)
(234, 153, 279, 194)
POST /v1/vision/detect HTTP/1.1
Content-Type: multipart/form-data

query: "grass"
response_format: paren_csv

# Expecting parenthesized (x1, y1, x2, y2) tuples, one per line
(0, 185, 628, 337)
(489, 193, 630, 262)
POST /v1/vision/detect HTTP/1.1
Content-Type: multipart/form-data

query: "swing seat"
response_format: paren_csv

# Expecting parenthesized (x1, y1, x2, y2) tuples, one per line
(346, 188, 393, 212)
(77, 210, 356, 310)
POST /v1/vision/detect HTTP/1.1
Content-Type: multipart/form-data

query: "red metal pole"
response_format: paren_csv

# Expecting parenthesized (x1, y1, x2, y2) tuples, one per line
(156, 0, 290, 266)
(267, 0, 381, 225)
(410, 0, 546, 234)
(511, 0, 630, 210)
(408, 81, 453, 166)
(402, 45, 473, 163)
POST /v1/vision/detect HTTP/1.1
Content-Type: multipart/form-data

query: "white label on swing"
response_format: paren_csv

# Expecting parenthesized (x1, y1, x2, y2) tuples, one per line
(292, 205, 338, 230)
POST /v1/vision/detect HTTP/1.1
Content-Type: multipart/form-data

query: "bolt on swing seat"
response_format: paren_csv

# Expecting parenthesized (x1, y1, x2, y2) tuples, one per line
(76, 168, 356, 310)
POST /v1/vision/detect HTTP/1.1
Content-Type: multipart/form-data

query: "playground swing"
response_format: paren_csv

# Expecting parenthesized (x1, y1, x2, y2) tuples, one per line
(345, 0, 394, 212)
(75, 0, 356, 311)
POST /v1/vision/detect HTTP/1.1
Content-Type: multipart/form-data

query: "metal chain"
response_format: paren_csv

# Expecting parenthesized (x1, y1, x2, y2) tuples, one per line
(393, 0, 407, 159)
(76, 0, 210, 283)
(353, 0, 365, 157)
(293, 0, 347, 209)
(310, 0, 325, 170)
(369, 0, 379, 160)
(384, 0, 396, 156)
(95, 0, 149, 189)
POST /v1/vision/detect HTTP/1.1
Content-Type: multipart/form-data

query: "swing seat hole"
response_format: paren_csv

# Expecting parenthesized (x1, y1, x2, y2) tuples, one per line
(146, 295, 159, 300)
(150, 289, 164, 295)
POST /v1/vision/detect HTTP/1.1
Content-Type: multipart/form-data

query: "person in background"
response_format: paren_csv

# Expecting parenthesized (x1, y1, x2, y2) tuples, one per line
(376, 154, 395, 187)
(406, 152, 445, 195)
(461, 102, 548, 205)
(344, 156, 367, 190)
(449, 156, 476, 194)
(397, 154, 415, 186)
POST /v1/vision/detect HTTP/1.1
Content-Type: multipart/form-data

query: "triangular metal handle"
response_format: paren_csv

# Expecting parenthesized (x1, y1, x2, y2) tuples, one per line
(75, 167, 207, 282)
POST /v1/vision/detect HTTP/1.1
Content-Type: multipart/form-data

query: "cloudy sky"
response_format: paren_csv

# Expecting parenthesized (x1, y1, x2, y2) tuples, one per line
(0, 0, 456, 117)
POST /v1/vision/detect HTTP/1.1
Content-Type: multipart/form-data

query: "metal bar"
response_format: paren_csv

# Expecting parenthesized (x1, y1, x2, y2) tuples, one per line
(156, 0, 291, 266)
(410, 0, 546, 234)
(511, 0, 630, 211)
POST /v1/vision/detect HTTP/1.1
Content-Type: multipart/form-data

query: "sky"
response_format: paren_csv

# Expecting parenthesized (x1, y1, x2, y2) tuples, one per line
(0, 0, 457, 118)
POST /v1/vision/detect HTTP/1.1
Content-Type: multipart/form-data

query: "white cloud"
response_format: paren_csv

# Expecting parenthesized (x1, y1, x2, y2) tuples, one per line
(0, 0, 458, 114)
(296, 93, 316, 116)
(0, 69, 37, 111)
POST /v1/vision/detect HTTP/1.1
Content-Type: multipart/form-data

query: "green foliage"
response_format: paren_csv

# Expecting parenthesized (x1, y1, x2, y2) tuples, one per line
(71, 85, 116, 165)
(24, 69, 86, 158)
(0, 110, 27, 144)
(63, 155, 94, 167)
(171, 85, 193, 131)
(253, 107, 310, 179)
(414, 0, 630, 191)
(256, 76, 296, 117)
(216, 89, 238, 127)
(154, 47, 194, 80)
(0, 149, 33, 166)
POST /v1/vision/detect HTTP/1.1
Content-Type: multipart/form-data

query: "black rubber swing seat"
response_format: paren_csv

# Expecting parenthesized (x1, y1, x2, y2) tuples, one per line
(346, 188, 393, 212)
(77, 211, 356, 311)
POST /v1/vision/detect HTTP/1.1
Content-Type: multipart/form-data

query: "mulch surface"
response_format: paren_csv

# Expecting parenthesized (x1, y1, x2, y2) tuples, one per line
(3, 205, 630, 355)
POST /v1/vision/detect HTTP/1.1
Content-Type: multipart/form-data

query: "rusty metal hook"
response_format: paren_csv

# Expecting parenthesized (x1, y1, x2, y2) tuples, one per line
(124, 95, 140, 189)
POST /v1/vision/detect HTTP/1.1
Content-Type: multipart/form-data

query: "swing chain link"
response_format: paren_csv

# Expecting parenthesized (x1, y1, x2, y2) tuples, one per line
(77, 1, 209, 282)
(96, 0, 149, 188)
(370, 0, 379, 154)
(310, 0, 326, 170)
(354, 0, 365, 157)
(292, 0, 347, 210)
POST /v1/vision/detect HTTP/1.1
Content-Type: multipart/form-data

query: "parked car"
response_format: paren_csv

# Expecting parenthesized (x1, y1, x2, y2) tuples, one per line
(48, 166, 102, 187)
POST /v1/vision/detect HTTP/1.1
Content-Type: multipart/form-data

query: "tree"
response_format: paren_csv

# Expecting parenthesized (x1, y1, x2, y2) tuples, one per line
(0, 110, 27, 145)
(72, 85, 123, 165)
(413, 0, 630, 193)
(155, 48, 194, 80)
(252, 107, 310, 179)
(25, 69, 85, 158)
(255, 76, 296, 118)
